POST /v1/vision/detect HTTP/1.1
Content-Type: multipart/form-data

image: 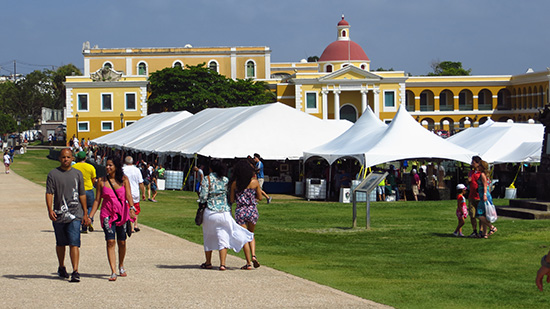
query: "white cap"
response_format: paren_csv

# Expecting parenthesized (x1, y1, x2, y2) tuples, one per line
(456, 184, 466, 190)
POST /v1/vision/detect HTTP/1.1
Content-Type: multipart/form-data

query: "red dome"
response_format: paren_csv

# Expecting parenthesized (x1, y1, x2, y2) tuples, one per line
(319, 40, 369, 62)
(337, 18, 349, 26)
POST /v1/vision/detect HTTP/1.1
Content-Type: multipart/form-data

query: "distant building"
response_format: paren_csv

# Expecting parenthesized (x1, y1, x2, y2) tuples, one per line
(65, 16, 549, 140)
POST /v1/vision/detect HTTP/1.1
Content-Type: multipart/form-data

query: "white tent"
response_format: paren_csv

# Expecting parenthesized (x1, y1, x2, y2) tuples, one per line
(119, 103, 352, 160)
(447, 119, 543, 163)
(303, 106, 387, 164)
(361, 104, 476, 167)
(92, 111, 193, 147)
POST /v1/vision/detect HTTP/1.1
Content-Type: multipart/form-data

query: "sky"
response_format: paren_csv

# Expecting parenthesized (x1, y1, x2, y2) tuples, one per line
(2, 0, 549, 77)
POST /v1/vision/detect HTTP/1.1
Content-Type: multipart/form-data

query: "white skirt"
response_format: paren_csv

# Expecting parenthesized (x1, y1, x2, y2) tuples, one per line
(202, 208, 254, 252)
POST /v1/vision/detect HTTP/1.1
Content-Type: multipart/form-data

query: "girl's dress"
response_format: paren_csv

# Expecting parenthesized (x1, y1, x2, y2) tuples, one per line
(200, 173, 253, 252)
(100, 185, 130, 230)
(476, 177, 493, 218)
(456, 194, 468, 219)
(234, 188, 259, 225)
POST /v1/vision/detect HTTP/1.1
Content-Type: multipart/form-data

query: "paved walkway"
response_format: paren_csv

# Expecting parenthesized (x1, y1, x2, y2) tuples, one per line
(0, 170, 391, 309)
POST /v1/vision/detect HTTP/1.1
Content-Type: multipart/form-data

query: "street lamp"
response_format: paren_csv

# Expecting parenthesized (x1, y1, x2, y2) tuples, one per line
(120, 112, 124, 128)
(75, 113, 79, 139)
(16, 116, 21, 146)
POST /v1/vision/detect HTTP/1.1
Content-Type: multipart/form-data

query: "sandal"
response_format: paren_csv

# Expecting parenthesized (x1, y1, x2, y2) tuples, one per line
(241, 264, 252, 270)
(489, 227, 497, 236)
(252, 256, 260, 268)
(200, 263, 213, 269)
(134, 227, 140, 232)
(480, 233, 488, 239)
(119, 267, 127, 277)
(109, 273, 117, 281)
(219, 265, 226, 271)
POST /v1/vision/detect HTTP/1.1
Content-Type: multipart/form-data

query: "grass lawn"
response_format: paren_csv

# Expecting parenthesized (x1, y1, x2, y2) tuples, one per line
(12, 149, 550, 308)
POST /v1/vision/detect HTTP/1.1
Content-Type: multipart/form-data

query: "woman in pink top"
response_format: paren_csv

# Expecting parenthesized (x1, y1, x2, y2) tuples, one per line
(90, 156, 136, 281)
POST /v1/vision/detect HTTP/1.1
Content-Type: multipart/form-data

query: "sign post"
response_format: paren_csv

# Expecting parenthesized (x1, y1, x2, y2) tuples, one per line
(352, 171, 388, 229)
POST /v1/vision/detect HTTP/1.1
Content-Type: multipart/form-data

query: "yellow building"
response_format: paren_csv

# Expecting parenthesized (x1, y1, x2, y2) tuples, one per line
(274, 16, 550, 132)
(66, 43, 272, 139)
(65, 16, 550, 140)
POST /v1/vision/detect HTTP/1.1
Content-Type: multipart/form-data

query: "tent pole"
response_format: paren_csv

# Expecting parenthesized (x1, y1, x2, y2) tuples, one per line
(327, 162, 332, 201)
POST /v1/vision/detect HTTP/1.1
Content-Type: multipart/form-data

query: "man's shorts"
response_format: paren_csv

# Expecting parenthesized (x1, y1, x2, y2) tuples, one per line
(134, 202, 141, 216)
(53, 220, 81, 247)
(468, 198, 479, 218)
(258, 178, 264, 189)
(103, 221, 127, 241)
(412, 185, 419, 195)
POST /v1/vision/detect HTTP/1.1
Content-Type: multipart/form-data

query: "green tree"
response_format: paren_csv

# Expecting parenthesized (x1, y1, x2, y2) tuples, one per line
(307, 56, 319, 63)
(428, 60, 471, 76)
(148, 64, 275, 113)
(46, 64, 82, 109)
(0, 112, 16, 136)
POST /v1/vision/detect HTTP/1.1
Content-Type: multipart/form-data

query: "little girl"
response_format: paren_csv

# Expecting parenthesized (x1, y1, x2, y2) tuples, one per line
(453, 184, 468, 237)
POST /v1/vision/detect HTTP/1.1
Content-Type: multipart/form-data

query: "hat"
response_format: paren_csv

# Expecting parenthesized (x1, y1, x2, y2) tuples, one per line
(76, 151, 86, 160)
(456, 184, 466, 190)
(412, 169, 417, 174)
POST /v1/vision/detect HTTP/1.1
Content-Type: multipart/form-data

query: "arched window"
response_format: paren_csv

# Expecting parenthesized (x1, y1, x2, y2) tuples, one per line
(439, 90, 454, 111)
(405, 90, 415, 112)
(340, 104, 357, 122)
(497, 89, 511, 110)
(138, 62, 147, 75)
(540, 86, 545, 107)
(360, 64, 366, 70)
(478, 89, 493, 111)
(208, 61, 218, 72)
(342, 30, 347, 37)
(459, 90, 473, 111)
(103, 62, 113, 69)
(173, 61, 183, 68)
(326, 64, 333, 73)
(246, 60, 255, 78)
(420, 90, 434, 111)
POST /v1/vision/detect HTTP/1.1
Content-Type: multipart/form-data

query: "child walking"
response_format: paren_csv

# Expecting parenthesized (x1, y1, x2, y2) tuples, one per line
(453, 184, 468, 237)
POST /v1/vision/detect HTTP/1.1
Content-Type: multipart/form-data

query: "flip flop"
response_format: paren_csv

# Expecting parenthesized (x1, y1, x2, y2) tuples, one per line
(219, 265, 226, 271)
(109, 273, 117, 281)
(200, 263, 212, 269)
(119, 267, 127, 277)
(241, 264, 252, 270)
(489, 227, 498, 235)
(252, 256, 260, 268)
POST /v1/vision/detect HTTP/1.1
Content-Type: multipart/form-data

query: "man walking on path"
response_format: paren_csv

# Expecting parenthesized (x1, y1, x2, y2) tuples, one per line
(253, 153, 272, 203)
(123, 156, 145, 232)
(72, 151, 97, 233)
(45, 148, 90, 282)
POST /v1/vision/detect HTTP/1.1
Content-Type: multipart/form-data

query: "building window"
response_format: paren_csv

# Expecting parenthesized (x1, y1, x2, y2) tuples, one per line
(246, 60, 255, 78)
(77, 94, 88, 111)
(173, 61, 183, 68)
(384, 91, 395, 108)
(138, 62, 147, 75)
(125, 121, 135, 127)
(360, 64, 366, 70)
(340, 104, 357, 122)
(326, 64, 333, 73)
(103, 62, 113, 69)
(305, 92, 317, 111)
(77, 122, 89, 132)
(342, 30, 347, 37)
(125, 93, 137, 111)
(208, 61, 218, 72)
(101, 93, 112, 111)
(101, 121, 114, 132)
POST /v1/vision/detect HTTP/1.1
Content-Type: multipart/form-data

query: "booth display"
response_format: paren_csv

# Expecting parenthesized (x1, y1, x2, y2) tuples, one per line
(164, 170, 184, 190)
(306, 178, 326, 201)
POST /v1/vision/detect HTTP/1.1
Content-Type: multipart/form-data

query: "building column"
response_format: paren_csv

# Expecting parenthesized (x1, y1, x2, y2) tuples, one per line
(373, 88, 380, 117)
(322, 90, 328, 120)
(361, 89, 368, 113)
(333, 90, 341, 120)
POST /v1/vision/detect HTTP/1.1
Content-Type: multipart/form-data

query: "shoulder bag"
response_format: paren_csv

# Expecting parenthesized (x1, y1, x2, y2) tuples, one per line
(195, 176, 210, 226)
(106, 177, 133, 237)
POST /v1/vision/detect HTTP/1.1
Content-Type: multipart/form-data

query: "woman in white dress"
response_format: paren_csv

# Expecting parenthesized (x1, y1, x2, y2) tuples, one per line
(199, 160, 253, 271)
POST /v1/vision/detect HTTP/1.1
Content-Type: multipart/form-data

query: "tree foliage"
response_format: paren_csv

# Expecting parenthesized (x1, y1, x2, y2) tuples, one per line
(0, 64, 81, 132)
(428, 60, 471, 76)
(147, 64, 276, 113)
(307, 56, 319, 63)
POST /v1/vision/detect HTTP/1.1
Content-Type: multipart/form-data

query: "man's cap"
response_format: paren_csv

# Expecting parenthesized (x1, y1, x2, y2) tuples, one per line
(76, 151, 86, 160)
(456, 184, 466, 190)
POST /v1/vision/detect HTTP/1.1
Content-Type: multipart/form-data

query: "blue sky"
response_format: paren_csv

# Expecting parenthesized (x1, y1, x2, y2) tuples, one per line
(2, 0, 549, 76)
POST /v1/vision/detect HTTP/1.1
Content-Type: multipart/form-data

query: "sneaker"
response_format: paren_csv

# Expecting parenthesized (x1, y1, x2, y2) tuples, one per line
(81, 229, 88, 234)
(88, 224, 94, 232)
(459, 233, 464, 237)
(151, 199, 157, 202)
(467, 232, 478, 238)
(452, 231, 459, 237)
(70, 271, 80, 283)
(267, 197, 272, 204)
(57, 266, 70, 279)
(148, 198, 153, 202)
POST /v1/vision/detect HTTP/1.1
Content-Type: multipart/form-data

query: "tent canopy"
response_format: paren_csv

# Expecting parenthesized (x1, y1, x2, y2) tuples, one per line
(447, 120, 543, 163)
(92, 111, 193, 148)
(96, 103, 352, 160)
(303, 106, 387, 164)
(305, 104, 476, 167)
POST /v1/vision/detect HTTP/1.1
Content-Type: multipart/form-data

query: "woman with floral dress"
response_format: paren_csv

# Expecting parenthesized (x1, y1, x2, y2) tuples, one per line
(475, 159, 497, 238)
(230, 160, 263, 269)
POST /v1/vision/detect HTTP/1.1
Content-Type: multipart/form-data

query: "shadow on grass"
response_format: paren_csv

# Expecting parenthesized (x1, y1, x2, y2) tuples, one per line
(431, 232, 478, 238)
